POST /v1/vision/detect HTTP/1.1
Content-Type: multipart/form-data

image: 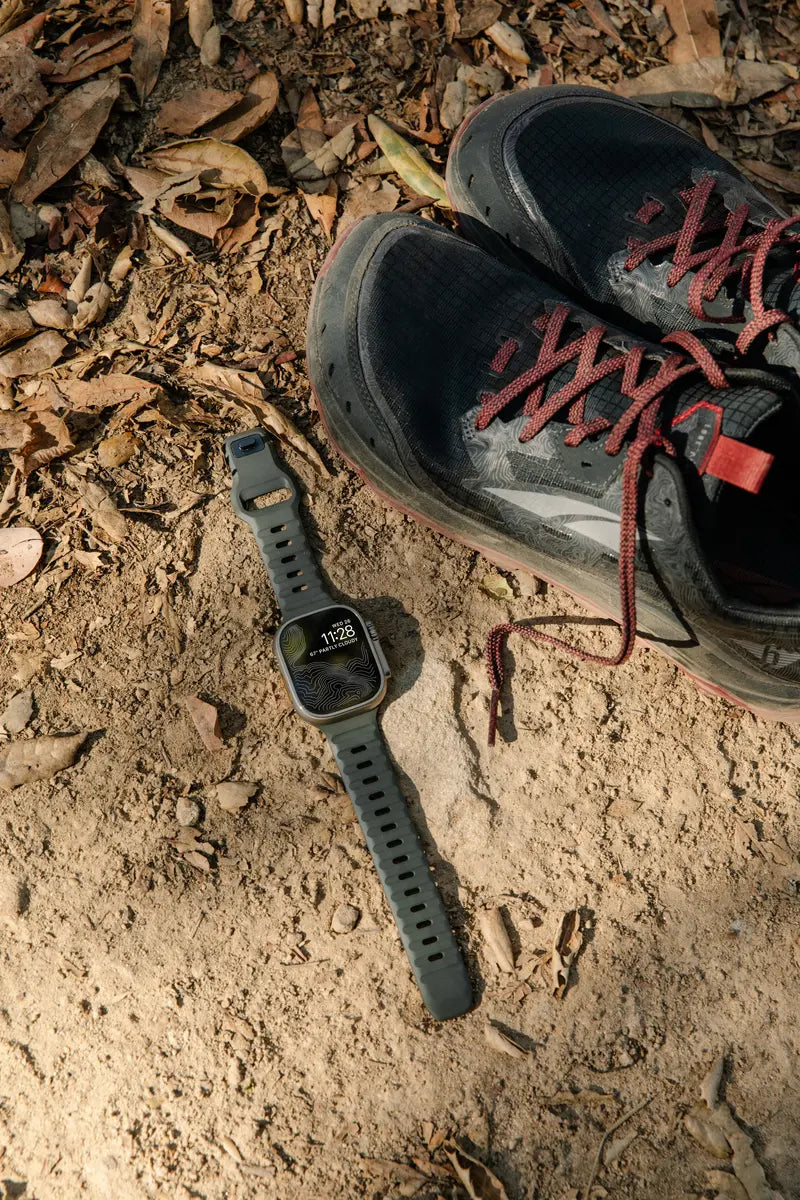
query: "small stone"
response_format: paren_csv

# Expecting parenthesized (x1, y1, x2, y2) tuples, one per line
(175, 796, 201, 827)
(331, 903, 360, 934)
(0, 688, 33, 734)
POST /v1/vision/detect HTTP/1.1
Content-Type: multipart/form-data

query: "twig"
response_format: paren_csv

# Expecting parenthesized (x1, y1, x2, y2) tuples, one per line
(582, 1095, 653, 1200)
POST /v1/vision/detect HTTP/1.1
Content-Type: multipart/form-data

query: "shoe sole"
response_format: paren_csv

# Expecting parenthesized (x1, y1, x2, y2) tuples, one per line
(307, 217, 800, 728)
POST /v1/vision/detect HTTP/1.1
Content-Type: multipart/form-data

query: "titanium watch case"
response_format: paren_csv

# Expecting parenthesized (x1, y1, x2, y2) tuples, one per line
(274, 603, 390, 727)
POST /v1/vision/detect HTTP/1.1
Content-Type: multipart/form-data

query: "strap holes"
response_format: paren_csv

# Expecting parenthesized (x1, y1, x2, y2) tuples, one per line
(415, 919, 431, 929)
(291, 584, 308, 593)
(409, 903, 425, 913)
(287, 569, 303, 579)
(421, 935, 437, 946)
(280, 555, 296, 564)
(484, 205, 491, 217)
(380, 823, 396, 833)
(368, 791, 384, 801)
(428, 952, 444, 963)
(270, 523, 287, 534)
(363, 775, 378, 785)
(345, 400, 351, 413)
(392, 854, 408, 865)
(467, 173, 474, 187)
(276, 539, 291, 549)
(374, 806, 390, 816)
(386, 838, 402, 849)
(356, 759, 372, 770)
(328, 362, 335, 377)
(350, 745, 367, 755)
(398, 871, 414, 881)
(404, 886, 420, 896)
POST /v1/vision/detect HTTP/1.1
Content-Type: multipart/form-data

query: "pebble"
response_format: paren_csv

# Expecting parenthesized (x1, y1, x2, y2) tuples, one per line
(176, 796, 201, 827)
(331, 903, 361, 934)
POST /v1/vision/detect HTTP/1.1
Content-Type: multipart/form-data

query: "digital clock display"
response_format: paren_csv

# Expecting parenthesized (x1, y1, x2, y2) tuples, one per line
(276, 605, 384, 718)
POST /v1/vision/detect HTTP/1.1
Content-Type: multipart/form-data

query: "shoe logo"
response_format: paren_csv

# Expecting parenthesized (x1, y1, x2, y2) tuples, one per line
(731, 637, 800, 671)
(485, 488, 661, 554)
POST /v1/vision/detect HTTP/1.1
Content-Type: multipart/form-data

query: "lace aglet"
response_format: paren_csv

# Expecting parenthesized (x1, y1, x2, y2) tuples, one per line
(488, 688, 499, 747)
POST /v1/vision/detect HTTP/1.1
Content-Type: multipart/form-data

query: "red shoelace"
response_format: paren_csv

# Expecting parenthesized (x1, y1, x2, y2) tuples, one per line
(625, 175, 800, 353)
(479, 302, 729, 746)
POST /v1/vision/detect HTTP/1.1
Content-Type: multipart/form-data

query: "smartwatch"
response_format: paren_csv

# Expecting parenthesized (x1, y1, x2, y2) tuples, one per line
(225, 428, 473, 1021)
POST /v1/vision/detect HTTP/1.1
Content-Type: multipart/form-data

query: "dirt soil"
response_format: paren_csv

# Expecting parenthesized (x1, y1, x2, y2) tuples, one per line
(2, 3, 800, 1199)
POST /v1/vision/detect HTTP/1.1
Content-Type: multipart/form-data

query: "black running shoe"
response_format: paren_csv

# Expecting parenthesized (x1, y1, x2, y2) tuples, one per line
(306, 213, 800, 735)
(446, 86, 800, 375)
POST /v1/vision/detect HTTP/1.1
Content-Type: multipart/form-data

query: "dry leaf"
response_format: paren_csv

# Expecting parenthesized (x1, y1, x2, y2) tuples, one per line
(0, 308, 33, 348)
(231, 0, 254, 17)
(0, 413, 31, 449)
(552, 909, 581, 998)
(109, 245, 134, 283)
(0, 331, 66, 380)
(616, 58, 792, 108)
(157, 86, 243, 134)
(216, 780, 257, 812)
(0, 732, 87, 790)
(97, 431, 140, 467)
(485, 20, 530, 63)
(481, 573, 514, 602)
(0, 42, 51, 138)
(12, 411, 74, 477)
(146, 138, 269, 195)
(184, 695, 225, 751)
(339, 179, 398, 232)
(739, 159, 800, 195)
(284, 0, 304, 18)
(73, 550, 105, 571)
(706, 1170, 749, 1200)
(603, 1130, 638, 1166)
(663, 0, 720, 63)
(478, 907, 515, 973)
(0, 147, 23, 186)
(201, 71, 279, 142)
(70, 475, 127, 542)
(47, 373, 165, 411)
(484, 1023, 529, 1060)
(0, 527, 42, 587)
(12, 74, 120, 206)
(73, 281, 111, 332)
(367, 115, 448, 205)
(684, 1107, 732, 1159)
(188, 362, 329, 475)
(284, 122, 356, 193)
(701, 1052, 725, 1108)
(149, 219, 193, 259)
(444, 1142, 509, 1200)
(0, 199, 22, 275)
(188, 0, 214, 44)
(52, 35, 133, 84)
(200, 23, 220, 66)
(457, 0, 501, 38)
(131, 0, 171, 102)
(67, 256, 93, 308)
(27, 299, 71, 330)
(0, 688, 33, 734)
(303, 187, 337, 238)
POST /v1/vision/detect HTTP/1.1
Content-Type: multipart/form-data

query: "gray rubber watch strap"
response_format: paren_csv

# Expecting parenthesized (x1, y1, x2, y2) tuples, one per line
(326, 708, 473, 1021)
(225, 429, 330, 619)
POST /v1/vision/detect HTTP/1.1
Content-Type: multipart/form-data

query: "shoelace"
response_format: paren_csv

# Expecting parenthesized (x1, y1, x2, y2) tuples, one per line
(625, 175, 800, 354)
(479, 302, 729, 746)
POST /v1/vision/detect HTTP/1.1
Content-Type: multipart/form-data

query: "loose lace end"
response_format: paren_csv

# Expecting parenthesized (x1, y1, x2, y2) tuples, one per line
(488, 688, 500, 747)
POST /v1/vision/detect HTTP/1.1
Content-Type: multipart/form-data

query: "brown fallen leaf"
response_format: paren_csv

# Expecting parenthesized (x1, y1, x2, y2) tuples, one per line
(0, 146, 23, 186)
(188, 362, 329, 475)
(339, 179, 398, 233)
(0, 732, 87, 790)
(283, 122, 356, 194)
(216, 780, 257, 812)
(444, 1142, 509, 1200)
(131, 0, 171, 103)
(0, 308, 33, 348)
(739, 159, 800, 195)
(0, 331, 66, 381)
(0, 688, 33, 734)
(303, 186, 337, 238)
(185, 695, 225, 752)
(616, 58, 792, 108)
(69, 474, 127, 542)
(663, 0, 720, 64)
(706, 1170, 749, 1200)
(73, 549, 105, 571)
(552, 909, 581, 998)
(0, 527, 43, 587)
(27, 299, 71, 330)
(484, 1023, 529, 1061)
(0, 199, 22, 275)
(580, 0, 623, 44)
(73, 282, 111, 332)
(201, 71, 279, 142)
(485, 20, 529, 63)
(43, 373, 165, 411)
(188, 0, 213, 45)
(478, 906, 516, 973)
(157, 86, 243, 135)
(51, 35, 133, 84)
(146, 137, 269, 195)
(0, 42, 51, 138)
(0, 412, 31, 449)
(97, 431, 140, 468)
(12, 411, 74, 477)
(684, 1106, 733, 1159)
(12, 74, 120, 206)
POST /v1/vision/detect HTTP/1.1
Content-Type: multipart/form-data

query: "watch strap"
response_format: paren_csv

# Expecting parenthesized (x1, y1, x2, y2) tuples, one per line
(326, 708, 473, 1020)
(225, 429, 330, 619)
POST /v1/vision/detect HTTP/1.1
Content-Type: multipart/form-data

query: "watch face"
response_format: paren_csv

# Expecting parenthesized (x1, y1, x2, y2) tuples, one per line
(276, 605, 384, 719)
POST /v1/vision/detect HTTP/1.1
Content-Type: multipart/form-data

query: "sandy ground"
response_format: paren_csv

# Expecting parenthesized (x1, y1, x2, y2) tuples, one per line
(1, 4, 800, 1199)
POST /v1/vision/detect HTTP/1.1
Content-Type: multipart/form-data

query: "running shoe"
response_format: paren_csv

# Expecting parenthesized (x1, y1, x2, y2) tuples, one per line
(446, 86, 800, 376)
(306, 214, 800, 736)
